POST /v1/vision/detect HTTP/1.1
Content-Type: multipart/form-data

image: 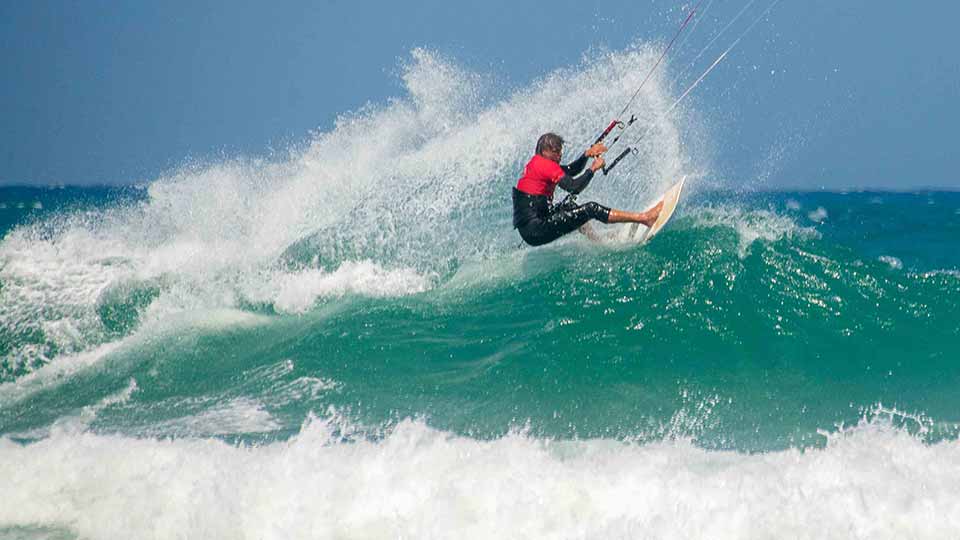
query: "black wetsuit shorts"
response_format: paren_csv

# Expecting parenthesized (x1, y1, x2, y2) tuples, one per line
(512, 188, 611, 246)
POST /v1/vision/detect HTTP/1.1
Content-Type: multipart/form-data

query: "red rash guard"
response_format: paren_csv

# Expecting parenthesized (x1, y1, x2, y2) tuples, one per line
(516, 155, 566, 198)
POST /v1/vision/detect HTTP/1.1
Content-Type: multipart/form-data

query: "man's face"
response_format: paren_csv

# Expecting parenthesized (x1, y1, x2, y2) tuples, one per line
(543, 146, 563, 163)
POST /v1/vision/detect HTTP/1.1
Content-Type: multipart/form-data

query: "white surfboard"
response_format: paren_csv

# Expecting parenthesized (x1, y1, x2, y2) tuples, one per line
(629, 176, 686, 242)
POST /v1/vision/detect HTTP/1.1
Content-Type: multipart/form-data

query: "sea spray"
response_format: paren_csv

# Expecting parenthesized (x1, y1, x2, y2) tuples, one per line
(1, 47, 692, 371)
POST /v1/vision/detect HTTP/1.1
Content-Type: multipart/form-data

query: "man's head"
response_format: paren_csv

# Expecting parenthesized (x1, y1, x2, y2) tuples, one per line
(536, 133, 564, 162)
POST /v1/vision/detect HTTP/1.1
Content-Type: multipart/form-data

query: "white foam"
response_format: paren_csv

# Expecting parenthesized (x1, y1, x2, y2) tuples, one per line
(915, 269, 960, 279)
(0, 228, 137, 369)
(1, 417, 958, 539)
(808, 206, 828, 222)
(245, 261, 432, 314)
(878, 255, 903, 270)
(132, 397, 282, 438)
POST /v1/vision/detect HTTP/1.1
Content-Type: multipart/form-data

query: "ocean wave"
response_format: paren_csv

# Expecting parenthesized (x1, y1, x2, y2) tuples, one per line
(0, 309, 269, 409)
(686, 204, 819, 256)
(1, 415, 958, 539)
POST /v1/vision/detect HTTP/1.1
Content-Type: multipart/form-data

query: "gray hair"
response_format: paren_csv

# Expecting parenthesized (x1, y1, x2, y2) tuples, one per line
(535, 133, 564, 155)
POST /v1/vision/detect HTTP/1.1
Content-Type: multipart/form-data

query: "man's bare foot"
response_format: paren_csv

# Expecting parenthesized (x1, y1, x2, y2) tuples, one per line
(640, 201, 664, 227)
(606, 201, 666, 225)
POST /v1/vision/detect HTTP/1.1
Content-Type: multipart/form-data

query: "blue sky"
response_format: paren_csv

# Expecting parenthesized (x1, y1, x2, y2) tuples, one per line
(2, 0, 958, 189)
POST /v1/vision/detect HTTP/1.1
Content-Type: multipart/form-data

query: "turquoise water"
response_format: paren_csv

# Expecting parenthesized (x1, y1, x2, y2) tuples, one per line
(3, 187, 958, 446)
(2, 50, 960, 539)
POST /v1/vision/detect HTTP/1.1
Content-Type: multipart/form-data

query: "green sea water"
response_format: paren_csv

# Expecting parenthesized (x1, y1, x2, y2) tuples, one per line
(3, 186, 958, 450)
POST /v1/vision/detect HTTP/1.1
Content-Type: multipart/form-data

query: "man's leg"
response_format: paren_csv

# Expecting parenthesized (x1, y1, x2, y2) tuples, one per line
(521, 200, 662, 246)
(606, 201, 663, 226)
(520, 201, 609, 245)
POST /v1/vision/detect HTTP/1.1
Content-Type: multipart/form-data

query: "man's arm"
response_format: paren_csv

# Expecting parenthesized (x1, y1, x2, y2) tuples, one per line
(557, 168, 595, 194)
(561, 153, 590, 177)
(558, 154, 606, 195)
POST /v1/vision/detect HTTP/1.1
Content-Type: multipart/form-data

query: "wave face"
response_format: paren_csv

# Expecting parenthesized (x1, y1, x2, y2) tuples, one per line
(2, 48, 960, 538)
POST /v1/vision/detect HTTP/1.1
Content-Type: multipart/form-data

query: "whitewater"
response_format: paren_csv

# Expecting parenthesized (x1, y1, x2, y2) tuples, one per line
(2, 47, 960, 539)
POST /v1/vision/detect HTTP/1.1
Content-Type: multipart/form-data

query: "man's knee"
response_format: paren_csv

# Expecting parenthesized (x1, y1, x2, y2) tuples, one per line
(582, 202, 611, 223)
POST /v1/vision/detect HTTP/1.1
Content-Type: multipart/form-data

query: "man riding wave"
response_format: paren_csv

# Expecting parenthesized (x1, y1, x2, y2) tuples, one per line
(512, 133, 663, 246)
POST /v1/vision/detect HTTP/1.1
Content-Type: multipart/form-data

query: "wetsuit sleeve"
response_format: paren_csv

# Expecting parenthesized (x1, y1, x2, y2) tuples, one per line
(557, 168, 595, 194)
(561, 154, 590, 177)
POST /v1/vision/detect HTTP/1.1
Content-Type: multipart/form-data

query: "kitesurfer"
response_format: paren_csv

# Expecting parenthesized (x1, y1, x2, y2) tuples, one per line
(512, 133, 662, 246)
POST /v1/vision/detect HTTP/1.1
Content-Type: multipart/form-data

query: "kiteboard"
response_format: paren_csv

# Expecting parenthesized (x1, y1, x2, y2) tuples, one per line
(628, 175, 686, 242)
